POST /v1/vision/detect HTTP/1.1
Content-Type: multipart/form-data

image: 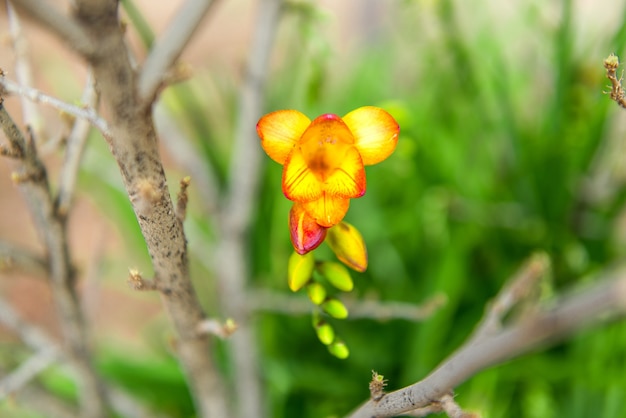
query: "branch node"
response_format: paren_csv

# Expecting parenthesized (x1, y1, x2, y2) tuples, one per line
(196, 318, 238, 339)
(176, 176, 191, 223)
(369, 370, 387, 401)
(131, 178, 163, 216)
(127, 269, 158, 291)
(604, 53, 626, 108)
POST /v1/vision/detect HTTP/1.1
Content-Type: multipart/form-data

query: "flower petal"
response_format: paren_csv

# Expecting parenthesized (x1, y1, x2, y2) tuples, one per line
(257, 110, 311, 164)
(342, 106, 399, 165)
(282, 147, 324, 202)
(324, 146, 366, 198)
(301, 193, 350, 227)
(289, 203, 327, 254)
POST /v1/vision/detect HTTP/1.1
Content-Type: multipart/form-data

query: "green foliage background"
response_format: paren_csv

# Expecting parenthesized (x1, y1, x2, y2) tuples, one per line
(3, 0, 626, 417)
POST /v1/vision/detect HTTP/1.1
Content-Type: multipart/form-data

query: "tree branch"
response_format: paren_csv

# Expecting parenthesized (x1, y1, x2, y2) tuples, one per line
(0, 347, 60, 400)
(0, 76, 111, 143)
(20, 3, 231, 416)
(249, 289, 446, 322)
(55, 69, 99, 217)
(0, 239, 47, 274)
(0, 100, 109, 417)
(137, 0, 218, 103)
(9, 0, 94, 57)
(0, 298, 172, 418)
(213, 1, 283, 417)
(348, 266, 626, 417)
(6, 1, 41, 136)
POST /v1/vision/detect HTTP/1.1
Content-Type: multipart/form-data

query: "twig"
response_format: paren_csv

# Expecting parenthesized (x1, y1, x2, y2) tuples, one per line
(0, 347, 60, 400)
(249, 289, 446, 322)
(471, 252, 549, 341)
(137, 0, 217, 103)
(13, 384, 78, 418)
(154, 105, 221, 216)
(0, 299, 170, 418)
(127, 268, 158, 291)
(0, 101, 109, 417)
(347, 268, 626, 417)
(604, 53, 626, 108)
(213, 2, 283, 417)
(55, 70, 99, 217)
(0, 76, 111, 143)
(10, 0, 94, 57)
(6, 1, 41, 135)
(0, 240, 47, 274)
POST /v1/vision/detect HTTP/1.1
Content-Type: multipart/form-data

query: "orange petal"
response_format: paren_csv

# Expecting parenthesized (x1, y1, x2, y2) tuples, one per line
(282, 147, 324, 202)
(257, 110, 311, 164)
(301, 193, 350, 227)
(324, 146, 366, 198)
(342, 106, 399, 165)
(326, 221, 368, 272)
(289, 203, 327, 254)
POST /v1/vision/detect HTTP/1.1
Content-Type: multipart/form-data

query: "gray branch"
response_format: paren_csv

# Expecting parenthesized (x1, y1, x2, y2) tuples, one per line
(347, 268, 626, 417)
(138, 0, 218, 103)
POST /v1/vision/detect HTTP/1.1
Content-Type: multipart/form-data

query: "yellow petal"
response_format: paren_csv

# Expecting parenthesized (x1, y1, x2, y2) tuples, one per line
(289, 203, 327, 254)
(282, 147, 324, 202)
(301, 194, 350, 227)
(342, 106, 399, 165)
(326, 221, 368, 272)
(257, 110, 311, 164)
(324, 146, 366, 198)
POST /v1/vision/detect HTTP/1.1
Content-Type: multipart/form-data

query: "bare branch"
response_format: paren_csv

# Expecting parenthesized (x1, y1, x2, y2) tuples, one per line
(13, 385, 78, 418)
(0, 240, 47, 274)
(6, 1, 41, 134)
(9, 0, 94, 56)
(56, 70, 99, 217)
(347, 269, 626, 418)
(0, 101, 109, 417)
(471, 252, 549, 341)
(0, 347, 60, 400)
(0, 75, 112, 143)
(213, 2, 283, 416)
(249, 289, 446, 322)
(52, 3, 232, 415)
(137, 0, 218, 103)
(155, 105, 221, 216)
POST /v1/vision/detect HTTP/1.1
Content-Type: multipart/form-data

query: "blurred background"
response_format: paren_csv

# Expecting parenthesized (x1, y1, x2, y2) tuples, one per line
(1, 0, 626, 417)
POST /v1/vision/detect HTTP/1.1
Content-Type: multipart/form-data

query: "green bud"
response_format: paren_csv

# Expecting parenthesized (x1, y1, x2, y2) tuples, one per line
(288, 251, 314, 292)
(315, 321, 335, 345)
(317, 262, 353, 292)
(327, 340, 350, 359)
(321, 298, 348, 319)
(306, 282, 327, 305)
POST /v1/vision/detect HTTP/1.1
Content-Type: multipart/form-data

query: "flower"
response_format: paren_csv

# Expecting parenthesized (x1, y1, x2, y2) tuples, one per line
(257, 106, 399, 231)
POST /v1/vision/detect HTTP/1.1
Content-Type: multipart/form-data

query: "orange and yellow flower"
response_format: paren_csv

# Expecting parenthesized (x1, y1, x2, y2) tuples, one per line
(257, 106, 399, 254)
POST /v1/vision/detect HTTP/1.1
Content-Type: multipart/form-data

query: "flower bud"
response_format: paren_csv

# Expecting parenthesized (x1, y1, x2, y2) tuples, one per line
(288, 251, 314, 292)
(306, 282, 327, 305)
(327, 339, 350, 359)
(321, 298, 349, 319)
(314, 321, 335, 345)
(289, 203, 327, 254)
(317, 262, 353, 292)
(326, 222, 368, 272)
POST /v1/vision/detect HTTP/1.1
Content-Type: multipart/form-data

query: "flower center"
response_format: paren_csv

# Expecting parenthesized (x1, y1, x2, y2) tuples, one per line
(298, 114, 356, 182)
